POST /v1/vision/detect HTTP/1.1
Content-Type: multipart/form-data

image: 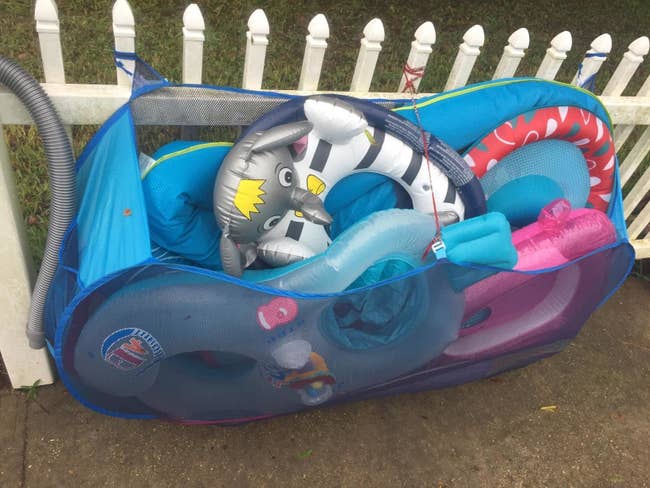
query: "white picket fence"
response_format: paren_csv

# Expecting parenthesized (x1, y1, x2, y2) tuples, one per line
(0, 0, 649, 389)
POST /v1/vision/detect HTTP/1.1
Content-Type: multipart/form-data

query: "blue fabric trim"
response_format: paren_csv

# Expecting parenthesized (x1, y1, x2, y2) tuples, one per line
(45, 339, 55, 359)
(609, 158, 628, 237)
(114, 59, 133, 77)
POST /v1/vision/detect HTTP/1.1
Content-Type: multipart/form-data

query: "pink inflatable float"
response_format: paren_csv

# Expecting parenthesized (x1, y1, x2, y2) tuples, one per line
(441, 199, 617, 361)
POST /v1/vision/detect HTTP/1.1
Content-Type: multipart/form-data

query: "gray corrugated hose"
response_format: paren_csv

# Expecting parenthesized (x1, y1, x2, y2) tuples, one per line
(0, 56, 76, 349)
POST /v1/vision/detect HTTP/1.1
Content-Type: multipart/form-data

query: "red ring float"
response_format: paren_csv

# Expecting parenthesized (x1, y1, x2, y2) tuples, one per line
(463, 106, 615, 212)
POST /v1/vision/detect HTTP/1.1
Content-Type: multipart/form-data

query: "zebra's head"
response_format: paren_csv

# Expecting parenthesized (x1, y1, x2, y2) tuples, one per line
(214, 120, 332, 276)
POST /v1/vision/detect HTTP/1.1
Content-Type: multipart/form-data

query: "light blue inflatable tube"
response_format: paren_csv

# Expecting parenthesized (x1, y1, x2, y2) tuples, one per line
(247, 209, 517, 293)
(244, 209, 437, 293)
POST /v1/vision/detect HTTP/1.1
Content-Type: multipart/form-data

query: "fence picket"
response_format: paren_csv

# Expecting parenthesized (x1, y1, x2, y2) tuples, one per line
(350, 18, 385, 92)
(397, 21, 436, 93)
(614, 74, 650, 149)
(623, 162, 650, 218)
(444, 25, 484, 91)
(535, 31, 572, 80)
(35, 0, 72, 139)
(602, 36, 649, 96)
(35, 0, 65, 84)
(298, 14, 329, 91)
(242, 9, 269, 90)
(0, 125, 56, 388)
(182, 4, 205, 84)
(627, 200, 650, 240)
(112, 0, 135, 87)
(571, 33, 611, 87)
(492, 28, 529, 80)
(633, 240, 650, 259)
(620, 125, 650, 188)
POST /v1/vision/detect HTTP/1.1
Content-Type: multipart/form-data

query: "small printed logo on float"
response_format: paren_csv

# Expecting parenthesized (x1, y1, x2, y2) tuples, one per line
(101, 327, 165, 371)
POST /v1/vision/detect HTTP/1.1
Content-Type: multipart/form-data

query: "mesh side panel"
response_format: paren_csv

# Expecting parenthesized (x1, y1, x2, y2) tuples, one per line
(57, 261, 463, 421)
(131, 58, 167, 91)
(345, 243, 634, 402)
(130, 86, 398, 127)
(54, 241, 633, 423)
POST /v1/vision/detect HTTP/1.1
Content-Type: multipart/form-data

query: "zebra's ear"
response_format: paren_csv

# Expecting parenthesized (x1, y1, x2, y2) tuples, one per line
(303, 95, 367, 144)
(250, 121, 313, 154)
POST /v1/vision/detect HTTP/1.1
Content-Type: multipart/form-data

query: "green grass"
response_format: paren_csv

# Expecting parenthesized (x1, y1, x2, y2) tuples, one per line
(1, 0, 650, 265)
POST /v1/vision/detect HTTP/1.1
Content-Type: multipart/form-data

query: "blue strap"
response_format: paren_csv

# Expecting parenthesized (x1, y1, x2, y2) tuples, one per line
(114, 59, 134, 77)
(576, 52, 607, 90)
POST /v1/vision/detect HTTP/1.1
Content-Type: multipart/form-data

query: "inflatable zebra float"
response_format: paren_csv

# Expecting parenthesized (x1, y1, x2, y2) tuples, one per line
(214, 95, 469, 276)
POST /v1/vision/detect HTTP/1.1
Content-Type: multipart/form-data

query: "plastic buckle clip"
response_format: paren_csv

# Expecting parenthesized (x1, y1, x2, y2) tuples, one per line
(431, 237, 447, 260)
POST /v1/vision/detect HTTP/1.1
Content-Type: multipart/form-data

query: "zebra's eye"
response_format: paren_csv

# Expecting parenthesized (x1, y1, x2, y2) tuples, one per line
(263, 215, 282, 231)
(278, 167, 293, 187)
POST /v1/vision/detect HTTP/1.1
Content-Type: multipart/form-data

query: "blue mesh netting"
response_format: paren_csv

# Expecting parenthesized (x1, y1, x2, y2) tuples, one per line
(42, 58, 635, 423)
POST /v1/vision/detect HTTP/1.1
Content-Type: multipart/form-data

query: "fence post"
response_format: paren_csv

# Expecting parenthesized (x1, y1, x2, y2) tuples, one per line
(35, 0, 73, 140)
(112, 0, 136, 87)
(571, 33, 612, 87)
(492, 28, 529, 79)
(350, 18, 385, 92)
(182, 3, 205, 84)
(0, 127, 56, 388)
(444, 25, 485, 91)
(242, 9, 269, 90)
(34, 0, 65, 84)
(397, 21, 436, 93)
(614, 74, 650, 149)
(297, 14, 329, 91)
(535, 31, 572, 80)
(601, 36, 649, 96)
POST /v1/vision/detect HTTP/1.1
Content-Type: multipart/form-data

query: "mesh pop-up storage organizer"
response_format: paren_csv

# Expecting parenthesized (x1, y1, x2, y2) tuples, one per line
(42, 56, 634, 423)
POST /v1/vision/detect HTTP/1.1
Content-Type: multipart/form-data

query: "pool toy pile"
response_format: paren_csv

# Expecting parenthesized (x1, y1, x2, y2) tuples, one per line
(39, 56, 633, 423)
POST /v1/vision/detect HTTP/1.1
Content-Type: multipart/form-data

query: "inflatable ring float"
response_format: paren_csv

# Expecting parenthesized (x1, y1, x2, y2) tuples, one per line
(214, 94, 486, 276)
(464, 106, 615, 212)
(72, 263, 463, 421)
(71, 210, 470, 421)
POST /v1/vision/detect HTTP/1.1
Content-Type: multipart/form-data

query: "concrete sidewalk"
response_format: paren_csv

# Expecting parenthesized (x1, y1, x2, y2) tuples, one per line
(1, 278, 648, 488)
